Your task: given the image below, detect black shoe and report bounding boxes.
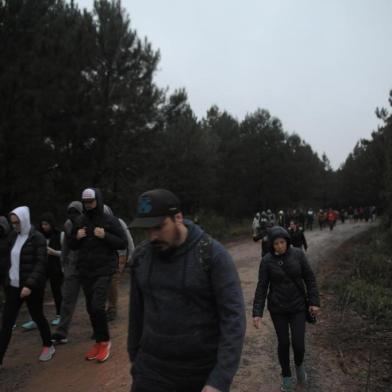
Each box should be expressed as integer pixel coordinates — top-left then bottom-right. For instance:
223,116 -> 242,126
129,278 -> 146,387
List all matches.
51,332 -> 68,344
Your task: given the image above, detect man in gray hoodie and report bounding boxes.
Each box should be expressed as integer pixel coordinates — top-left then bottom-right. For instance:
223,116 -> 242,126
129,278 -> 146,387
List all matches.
128,189 -> 246,392
51,201 -> 83,344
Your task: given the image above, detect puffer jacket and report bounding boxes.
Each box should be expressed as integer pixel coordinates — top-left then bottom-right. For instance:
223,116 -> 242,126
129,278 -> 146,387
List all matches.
6,207 -> 47,290
253,226 -> 319,317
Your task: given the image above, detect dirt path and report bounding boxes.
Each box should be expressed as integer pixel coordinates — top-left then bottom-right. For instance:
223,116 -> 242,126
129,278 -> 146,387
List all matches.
0,221 -> 375,392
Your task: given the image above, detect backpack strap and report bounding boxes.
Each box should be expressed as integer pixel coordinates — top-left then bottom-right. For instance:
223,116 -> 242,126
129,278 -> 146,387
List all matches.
197,233 -> 214,273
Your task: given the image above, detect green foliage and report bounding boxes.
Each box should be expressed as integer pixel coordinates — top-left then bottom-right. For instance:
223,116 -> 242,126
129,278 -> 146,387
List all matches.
334,228 -> 392,325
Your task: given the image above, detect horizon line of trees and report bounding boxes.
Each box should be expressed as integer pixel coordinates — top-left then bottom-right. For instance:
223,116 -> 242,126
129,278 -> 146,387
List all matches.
0,0 -> 388,225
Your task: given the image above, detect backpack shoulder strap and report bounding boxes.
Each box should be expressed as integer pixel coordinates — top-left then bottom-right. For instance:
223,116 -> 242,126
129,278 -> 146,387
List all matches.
197,233 -> 214,273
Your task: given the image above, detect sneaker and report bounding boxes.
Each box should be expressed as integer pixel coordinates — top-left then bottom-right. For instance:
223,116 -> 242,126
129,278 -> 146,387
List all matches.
96,341 -> 111,363
281,377 -> 293,392
51,315 -> 61,326
51,332 -> 68,345
296,365 -> 308,384
39,345 -> 55,362
85,343 -> 101,361
22,320 -> 37,330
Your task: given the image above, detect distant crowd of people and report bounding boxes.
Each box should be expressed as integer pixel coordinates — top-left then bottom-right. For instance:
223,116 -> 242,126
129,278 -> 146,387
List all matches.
252,206 -> 377,256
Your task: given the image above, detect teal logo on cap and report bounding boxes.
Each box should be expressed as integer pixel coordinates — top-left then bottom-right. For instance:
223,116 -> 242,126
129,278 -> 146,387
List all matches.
138,196 -> 152,214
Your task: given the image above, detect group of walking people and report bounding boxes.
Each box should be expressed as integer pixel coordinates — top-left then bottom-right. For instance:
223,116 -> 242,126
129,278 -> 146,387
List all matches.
0,188 -> 134,367
0,188 -> 321,392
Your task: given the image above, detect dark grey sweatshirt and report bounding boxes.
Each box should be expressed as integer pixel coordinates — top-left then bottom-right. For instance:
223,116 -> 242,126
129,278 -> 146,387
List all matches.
128,220 -> 246,392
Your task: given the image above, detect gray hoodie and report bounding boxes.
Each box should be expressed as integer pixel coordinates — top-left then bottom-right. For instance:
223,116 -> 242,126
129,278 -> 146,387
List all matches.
62,201 -> 83,274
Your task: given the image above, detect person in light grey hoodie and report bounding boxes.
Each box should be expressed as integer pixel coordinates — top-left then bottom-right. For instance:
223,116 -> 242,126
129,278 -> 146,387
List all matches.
51,201 -> 83,344
0,207 -> 55,367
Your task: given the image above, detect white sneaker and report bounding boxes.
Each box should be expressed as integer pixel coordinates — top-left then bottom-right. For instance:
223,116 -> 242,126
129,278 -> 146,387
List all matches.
39,345 -> 56,362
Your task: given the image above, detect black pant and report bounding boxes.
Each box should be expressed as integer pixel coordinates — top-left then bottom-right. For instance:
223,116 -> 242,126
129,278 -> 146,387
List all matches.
81,275 -> 112,342
270,312 -> 306,377
0,285 -> 52,364
49,273 -> 63,315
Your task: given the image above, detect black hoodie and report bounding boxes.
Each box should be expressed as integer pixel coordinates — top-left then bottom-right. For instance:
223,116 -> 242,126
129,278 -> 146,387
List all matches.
39,212 -> 62,277
253,226 -> 320,317
128,220 -> 246,392
69,189 -> 127,278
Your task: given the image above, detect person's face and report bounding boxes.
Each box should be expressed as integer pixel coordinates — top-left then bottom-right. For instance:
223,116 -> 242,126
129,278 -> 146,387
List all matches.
41,221 -> 51,233
290,222 -> 296,230
273,238 -> 287,255
68,208 -> 81,222
83,199 -> 97,211
10,214 -> 21,234
146,214 -> 183,253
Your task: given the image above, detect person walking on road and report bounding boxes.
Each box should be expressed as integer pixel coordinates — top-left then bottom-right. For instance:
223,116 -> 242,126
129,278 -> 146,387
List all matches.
51,201 -> 83,344
128,189 -> 246,392
253,226 -> 320,392
69,189 -> 127,363
327,208 -> 338,231
103,205 -> 135,322
0,207 -> 55,368
253,211 -> 272,257
288,221 -> 308,251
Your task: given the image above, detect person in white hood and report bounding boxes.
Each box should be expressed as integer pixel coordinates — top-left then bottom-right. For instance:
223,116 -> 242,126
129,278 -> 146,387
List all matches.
0,207 -> 55,367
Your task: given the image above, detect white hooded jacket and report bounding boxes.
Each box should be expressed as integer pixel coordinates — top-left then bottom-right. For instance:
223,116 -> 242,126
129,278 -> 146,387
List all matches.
9,206 -> 31,288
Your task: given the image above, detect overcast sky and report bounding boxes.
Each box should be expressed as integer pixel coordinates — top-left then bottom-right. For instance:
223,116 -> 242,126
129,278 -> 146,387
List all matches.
78,0 -> 392,168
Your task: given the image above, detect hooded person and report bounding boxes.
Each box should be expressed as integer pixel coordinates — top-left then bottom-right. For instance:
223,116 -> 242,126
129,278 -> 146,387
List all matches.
22,212 -> 63,330
40,212 -> 63,325
252,226 -> 320,392
103,205 -> 134,322
0,207 -> 55,367
254,211 -> 272,257
69,189 -> 127,362
128,189 -> 246,392
51,201 -> 83,344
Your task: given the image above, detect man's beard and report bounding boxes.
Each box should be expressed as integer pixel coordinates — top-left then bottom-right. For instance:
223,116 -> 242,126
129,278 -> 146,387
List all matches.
150,226 -> 182,255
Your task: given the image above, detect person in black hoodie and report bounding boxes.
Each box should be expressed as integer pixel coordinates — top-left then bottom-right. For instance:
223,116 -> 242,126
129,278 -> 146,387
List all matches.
69,188 -> 126,363
288,221 -> 308,251
40,212 -> 63,325
253,226 -> 320,392
128,189 -> 246,392
0,206 -> 55,367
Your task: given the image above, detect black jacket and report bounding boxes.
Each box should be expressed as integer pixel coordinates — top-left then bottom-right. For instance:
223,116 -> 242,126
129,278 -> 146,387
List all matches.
289,227 -> 308,250
128,221 -> 246,392
69,189 -> 127,278
39,212 -> 63,277
5,228 -> 48,290
253,226 -> 319,317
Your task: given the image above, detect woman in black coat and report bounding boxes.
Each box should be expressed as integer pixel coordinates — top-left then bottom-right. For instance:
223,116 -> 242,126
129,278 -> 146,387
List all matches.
0,206 -> 55,368
252,226 -> 320,392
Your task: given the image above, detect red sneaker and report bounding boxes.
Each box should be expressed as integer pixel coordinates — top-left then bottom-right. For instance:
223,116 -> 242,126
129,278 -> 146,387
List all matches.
85,343 -> 100,361
96,341 -> 111,363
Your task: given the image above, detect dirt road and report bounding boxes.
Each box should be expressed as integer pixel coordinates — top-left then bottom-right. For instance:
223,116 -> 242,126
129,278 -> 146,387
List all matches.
0,221 -> 374,392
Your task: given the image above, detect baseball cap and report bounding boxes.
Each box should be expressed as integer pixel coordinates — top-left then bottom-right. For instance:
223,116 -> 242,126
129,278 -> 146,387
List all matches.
82,188 -> 96,200
130,189 -> 181,228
